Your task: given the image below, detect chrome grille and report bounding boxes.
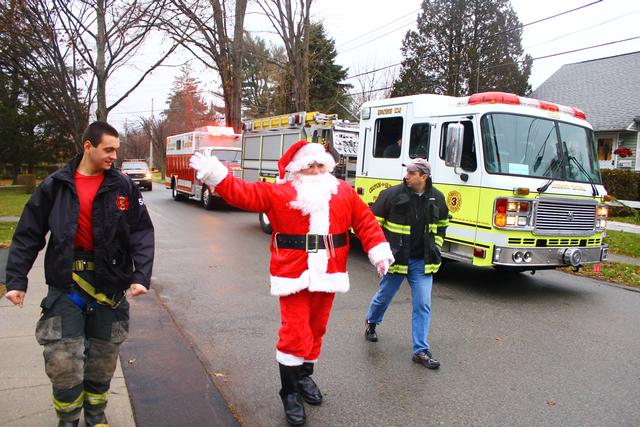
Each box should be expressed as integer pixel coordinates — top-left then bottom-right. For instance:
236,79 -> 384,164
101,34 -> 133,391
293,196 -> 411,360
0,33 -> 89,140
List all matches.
127,173 -> 146,179
534,198 -> 596,236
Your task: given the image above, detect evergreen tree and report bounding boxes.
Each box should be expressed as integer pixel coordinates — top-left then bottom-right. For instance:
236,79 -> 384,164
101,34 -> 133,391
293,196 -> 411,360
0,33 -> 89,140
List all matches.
241,34 -> 279,117
308,23 -> 353,118
163,65 -> 214,134
393,0 -> 531,97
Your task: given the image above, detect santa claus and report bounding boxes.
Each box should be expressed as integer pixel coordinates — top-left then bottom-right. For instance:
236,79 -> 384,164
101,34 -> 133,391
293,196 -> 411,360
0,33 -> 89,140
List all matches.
190,141 -> 393,426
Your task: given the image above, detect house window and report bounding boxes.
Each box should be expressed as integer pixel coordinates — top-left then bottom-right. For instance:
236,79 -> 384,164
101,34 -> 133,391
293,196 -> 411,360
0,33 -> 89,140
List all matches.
597,137 -> 613,160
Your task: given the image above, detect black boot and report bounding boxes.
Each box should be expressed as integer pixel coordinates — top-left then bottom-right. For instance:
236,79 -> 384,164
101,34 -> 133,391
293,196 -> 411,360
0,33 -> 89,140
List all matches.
57,420 -> 79,427
298,362 -> 323,405
85,412 -> 109,426
279,363 -> 306,426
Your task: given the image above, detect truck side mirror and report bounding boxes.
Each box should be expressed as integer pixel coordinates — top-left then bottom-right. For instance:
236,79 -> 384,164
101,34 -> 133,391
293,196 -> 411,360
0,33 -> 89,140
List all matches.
444,123 -> 464,168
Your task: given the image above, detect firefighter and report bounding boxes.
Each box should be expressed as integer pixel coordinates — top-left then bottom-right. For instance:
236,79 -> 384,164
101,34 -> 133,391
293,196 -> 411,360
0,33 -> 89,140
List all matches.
364,158 -> 449,369
4,121 -> 155,427
190,141 -> 393,426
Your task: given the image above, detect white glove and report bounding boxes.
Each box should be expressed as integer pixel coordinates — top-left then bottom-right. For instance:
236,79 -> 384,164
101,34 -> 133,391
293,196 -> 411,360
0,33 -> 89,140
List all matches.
189,152 -> 213,180
376,259 -> 390,277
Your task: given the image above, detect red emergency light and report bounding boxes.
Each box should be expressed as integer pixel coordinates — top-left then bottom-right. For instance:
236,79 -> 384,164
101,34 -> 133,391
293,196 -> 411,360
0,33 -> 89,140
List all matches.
468,92 -> 520,105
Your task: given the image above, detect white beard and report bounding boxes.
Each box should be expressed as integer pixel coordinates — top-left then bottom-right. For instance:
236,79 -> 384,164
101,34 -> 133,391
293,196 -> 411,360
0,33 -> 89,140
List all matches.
290,173 -> 338,235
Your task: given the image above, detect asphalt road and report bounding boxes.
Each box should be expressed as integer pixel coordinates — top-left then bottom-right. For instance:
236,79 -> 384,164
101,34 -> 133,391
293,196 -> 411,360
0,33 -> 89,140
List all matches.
142,183 -> 640,427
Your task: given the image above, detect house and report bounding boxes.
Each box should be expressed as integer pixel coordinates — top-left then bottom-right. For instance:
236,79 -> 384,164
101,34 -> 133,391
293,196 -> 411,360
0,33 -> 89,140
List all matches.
531,51 -> 640,171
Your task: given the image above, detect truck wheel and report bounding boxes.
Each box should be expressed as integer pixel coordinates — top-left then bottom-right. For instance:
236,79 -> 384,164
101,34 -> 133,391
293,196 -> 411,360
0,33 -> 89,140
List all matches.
259,212 -> 272,234
202,186 -> 215,210
171,182 -> 182,201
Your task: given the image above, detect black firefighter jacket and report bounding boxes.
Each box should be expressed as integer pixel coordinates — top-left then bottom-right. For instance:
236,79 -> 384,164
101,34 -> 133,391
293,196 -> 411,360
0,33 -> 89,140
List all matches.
6,155 -> 154,295
371,180 -> 449,275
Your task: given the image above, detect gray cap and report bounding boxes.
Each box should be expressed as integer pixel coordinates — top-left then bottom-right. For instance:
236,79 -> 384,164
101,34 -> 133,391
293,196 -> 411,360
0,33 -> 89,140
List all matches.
403,158 -> 431,176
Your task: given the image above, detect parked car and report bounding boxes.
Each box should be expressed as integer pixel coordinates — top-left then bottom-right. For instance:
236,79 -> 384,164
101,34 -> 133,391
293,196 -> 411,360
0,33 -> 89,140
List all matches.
121,159 -> 152,191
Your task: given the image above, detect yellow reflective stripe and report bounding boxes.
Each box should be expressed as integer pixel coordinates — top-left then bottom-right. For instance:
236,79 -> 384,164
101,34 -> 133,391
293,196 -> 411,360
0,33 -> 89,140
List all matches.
436,219 -> 449,226
428,224 -> 438,233
375,216 -> 385,225
382,220 -> 411,235
388,264 -> 408,274
424,263 -> 441,274
53,392 -> 84,413
72,273 -> 116,307
434,236 -> 444,247
84,391 -> 108,406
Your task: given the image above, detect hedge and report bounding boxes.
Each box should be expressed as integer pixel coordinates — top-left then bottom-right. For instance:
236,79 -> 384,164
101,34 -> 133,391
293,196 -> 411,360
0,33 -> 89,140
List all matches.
601,169 -> 640,201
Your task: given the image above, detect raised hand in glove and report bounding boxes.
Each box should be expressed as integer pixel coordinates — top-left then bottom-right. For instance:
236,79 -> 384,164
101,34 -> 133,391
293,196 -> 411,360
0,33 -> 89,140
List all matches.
189,152 -> 226,185
376,259 -> 390,277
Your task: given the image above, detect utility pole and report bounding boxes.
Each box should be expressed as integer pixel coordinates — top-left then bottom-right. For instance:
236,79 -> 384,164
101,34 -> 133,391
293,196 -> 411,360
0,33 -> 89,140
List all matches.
149,98 -> 154,169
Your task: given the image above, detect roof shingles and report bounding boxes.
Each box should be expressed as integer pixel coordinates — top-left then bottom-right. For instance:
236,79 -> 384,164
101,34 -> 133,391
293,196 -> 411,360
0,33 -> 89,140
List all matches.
531,51 -> 640,131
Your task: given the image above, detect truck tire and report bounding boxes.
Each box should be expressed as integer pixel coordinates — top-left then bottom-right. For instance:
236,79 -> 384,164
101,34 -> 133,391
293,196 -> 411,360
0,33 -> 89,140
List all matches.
171,181 -> 183,201
259,212 -> 272,234
202,186 -> 215,210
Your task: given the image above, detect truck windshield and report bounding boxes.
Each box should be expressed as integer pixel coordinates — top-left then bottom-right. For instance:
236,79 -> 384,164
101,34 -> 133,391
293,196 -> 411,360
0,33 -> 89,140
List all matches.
481,113 -> 601,184
211,150 -> 241,162
122,162 -> 148,170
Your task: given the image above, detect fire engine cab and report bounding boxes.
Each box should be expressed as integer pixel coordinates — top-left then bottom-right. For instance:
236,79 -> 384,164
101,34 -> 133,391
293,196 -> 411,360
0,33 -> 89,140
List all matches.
357,91 -> 609,272
165,125 -> 241,209
241,111 -> 359,232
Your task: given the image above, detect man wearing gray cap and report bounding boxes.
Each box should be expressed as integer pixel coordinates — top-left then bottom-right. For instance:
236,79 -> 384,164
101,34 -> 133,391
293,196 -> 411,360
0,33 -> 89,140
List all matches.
364,158 -> 449,368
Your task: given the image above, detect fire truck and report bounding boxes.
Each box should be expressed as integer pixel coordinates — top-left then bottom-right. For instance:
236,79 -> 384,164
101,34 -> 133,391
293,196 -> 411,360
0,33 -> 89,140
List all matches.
165,125 -> 242,209
242,111 -> 359,232
357,91 -> 609,272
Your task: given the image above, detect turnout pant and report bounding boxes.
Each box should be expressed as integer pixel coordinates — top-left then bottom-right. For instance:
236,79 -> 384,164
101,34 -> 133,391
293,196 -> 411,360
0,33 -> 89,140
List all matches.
35,282 -> 129,422
276,289 -> 335,366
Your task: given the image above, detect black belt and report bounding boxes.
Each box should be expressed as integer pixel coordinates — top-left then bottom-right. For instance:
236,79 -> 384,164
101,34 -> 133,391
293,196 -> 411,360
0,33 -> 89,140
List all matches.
274,232 -> 348,253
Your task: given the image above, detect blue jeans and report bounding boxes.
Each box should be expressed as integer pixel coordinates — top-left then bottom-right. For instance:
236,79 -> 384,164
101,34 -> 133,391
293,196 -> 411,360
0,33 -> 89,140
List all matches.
366,258 -> 433,354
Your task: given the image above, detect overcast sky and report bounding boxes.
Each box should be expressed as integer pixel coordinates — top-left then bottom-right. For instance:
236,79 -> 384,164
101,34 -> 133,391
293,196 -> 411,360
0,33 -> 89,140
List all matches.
107,0 -> 640,129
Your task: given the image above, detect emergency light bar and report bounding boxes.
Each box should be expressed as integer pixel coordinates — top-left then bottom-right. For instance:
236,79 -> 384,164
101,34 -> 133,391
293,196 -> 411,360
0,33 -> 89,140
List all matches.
463,91 -> 587,120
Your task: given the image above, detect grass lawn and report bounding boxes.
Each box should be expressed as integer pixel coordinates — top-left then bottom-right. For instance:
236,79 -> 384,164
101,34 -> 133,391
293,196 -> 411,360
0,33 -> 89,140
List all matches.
0,222 -> 18,248
0,187 -> 31,216
562,262 -> 640,289
610,215 -> 640,226
604,230 -> 640,258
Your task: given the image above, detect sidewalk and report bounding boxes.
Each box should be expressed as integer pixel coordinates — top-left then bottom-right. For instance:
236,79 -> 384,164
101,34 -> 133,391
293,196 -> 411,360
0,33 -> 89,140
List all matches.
0,248 -> 135,427
607,220 -> 640,234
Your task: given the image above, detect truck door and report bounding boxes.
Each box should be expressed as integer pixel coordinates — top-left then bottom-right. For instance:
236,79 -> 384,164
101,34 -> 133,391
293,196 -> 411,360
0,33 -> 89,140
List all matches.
434,117 -> 485,263
360,103 -> 409,182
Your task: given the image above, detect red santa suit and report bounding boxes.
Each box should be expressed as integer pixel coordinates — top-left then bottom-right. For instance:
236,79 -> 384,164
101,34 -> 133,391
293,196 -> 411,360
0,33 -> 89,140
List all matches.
194,141 -> 393,366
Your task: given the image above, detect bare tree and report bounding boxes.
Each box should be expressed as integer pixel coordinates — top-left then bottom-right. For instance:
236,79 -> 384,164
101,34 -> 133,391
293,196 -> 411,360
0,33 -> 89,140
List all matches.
350,62 -> 397,113
258,0 -> 313,111
0,0 -> 92,147
161,0 -> 248,131
140,115 -> 169,175
53,0 -> 179,121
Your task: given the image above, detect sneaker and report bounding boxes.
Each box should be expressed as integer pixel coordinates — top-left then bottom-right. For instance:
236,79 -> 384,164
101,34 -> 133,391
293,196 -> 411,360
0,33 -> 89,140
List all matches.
412,350 -> 440,369
365,322 -> 378,342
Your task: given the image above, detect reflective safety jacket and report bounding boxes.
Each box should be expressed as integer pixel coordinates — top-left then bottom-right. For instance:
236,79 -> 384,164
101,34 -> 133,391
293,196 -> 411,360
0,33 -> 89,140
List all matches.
371,181 -> 449,275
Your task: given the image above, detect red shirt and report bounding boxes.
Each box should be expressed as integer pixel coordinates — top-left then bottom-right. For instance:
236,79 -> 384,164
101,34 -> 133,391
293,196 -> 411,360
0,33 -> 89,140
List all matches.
74,171 -> 105,251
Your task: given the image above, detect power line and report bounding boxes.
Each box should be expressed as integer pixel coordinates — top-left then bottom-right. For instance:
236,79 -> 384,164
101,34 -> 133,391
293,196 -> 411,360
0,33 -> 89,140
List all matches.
342,0 -> 604,81
336,9 -> 420,49
345,34 -> 640,97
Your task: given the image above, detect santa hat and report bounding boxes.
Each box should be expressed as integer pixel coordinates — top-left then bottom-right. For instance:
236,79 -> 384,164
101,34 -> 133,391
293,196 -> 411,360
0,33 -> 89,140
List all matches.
276,141 -> 336,184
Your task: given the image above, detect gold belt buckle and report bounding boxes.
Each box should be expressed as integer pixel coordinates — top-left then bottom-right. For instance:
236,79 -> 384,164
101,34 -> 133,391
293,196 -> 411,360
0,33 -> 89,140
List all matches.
305,233 -> 319,253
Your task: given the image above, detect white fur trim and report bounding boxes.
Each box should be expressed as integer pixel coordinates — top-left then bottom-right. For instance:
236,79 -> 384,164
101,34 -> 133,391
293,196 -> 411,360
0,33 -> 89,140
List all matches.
271,270 -> 349,297
308,272 -> 349,293
287,144 -> 335,173
367,242 -> 394,266
270,271 -> 310,296
201,156 -> 229,187
275,177 -> 287,184
270,271 -> 350,295
276,350 -> 304,366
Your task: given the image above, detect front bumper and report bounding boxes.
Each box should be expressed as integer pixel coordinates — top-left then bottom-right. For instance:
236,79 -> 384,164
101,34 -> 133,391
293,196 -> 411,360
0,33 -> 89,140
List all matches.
131,178 -> 152,187
493,245 -> 608,268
